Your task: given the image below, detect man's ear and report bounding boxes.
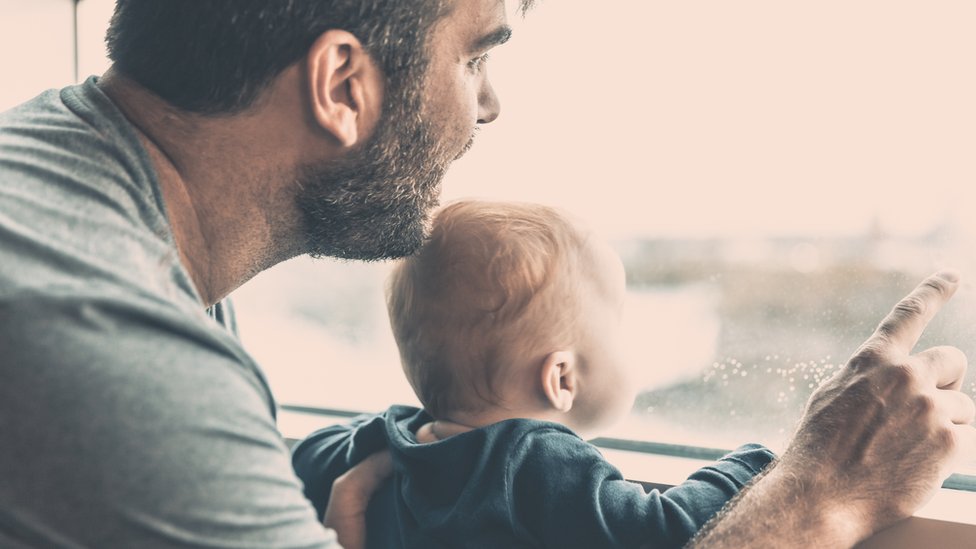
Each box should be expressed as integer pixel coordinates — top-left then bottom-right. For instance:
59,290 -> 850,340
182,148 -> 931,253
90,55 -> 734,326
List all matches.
541,351 -> 577,413
306,30 -> 383,148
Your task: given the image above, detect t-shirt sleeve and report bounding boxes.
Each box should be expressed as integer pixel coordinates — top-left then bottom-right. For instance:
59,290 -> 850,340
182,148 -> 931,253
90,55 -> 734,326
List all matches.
509,430 -> 774,549
291,413 -> 391,520
0,81 -> 338,548
0,293 -> 339,549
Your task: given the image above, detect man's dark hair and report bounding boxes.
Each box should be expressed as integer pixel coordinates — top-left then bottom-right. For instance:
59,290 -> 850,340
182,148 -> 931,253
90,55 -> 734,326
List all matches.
105,0 -> 534,115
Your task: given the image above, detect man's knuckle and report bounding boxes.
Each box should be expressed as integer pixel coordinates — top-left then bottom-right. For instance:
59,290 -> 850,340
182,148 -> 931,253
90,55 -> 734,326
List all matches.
913,394 -> 936,416
852,343 -> 886,366
963,396 -> 976,420
922,278 -> 951,299
920,347 -> 948,368
935,425 -> 957,451
874,320 -> 898,341
949,346 -> 969,367
847,376 -> 880,401
894,295 -> 927,319
888,363 -> 917,388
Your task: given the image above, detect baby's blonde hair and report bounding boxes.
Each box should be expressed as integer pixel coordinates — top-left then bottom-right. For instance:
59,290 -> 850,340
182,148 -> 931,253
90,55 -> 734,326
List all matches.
387,200 -> 590,419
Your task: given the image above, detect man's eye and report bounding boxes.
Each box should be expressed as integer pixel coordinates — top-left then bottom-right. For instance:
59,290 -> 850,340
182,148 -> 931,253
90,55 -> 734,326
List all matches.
468,53 -> 490,71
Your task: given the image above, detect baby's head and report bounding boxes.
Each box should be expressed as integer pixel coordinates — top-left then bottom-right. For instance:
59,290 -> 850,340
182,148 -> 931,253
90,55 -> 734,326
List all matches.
387,200 -> 634,436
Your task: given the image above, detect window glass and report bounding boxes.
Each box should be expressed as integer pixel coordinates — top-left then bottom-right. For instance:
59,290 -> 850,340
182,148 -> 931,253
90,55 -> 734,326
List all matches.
0,0 -> 113,110
0,0 -> 74,110
234,2 -> 976,475
77,0 -> 114,78
3,1 -> 973,477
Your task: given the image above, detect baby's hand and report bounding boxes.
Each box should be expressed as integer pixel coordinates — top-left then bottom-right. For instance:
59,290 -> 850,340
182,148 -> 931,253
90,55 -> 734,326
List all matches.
323,450 -> 393,549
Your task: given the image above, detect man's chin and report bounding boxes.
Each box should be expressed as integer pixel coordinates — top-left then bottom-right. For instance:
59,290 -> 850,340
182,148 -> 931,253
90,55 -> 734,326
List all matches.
307,218 -> 428,261
453,135 -> 478,161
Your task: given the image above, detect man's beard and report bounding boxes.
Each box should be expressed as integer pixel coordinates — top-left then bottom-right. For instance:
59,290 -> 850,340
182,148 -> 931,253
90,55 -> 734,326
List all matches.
295,80 -> 452,261
455,126 -> 479,161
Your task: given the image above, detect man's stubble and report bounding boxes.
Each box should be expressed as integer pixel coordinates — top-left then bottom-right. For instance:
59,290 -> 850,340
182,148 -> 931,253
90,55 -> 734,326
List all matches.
295,67 -> 457,262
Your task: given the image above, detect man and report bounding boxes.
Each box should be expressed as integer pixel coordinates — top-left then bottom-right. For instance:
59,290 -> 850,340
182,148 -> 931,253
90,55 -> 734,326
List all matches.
0,0 -> 971,547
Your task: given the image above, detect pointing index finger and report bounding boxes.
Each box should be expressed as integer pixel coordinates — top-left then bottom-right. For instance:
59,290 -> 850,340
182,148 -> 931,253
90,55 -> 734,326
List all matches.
870,270 -> 960,356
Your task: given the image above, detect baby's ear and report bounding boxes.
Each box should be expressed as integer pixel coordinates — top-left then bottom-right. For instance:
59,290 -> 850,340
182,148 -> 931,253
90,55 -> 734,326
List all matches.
541,351 -> 577,413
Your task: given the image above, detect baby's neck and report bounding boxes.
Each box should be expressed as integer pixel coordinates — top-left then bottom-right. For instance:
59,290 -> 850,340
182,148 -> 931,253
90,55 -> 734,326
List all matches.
415,419 -> 475,443
416,407 -> 579,443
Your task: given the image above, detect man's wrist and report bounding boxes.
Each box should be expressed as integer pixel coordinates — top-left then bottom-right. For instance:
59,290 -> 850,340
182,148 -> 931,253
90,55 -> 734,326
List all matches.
690,458 -> 869,548
762,458 -> 869,547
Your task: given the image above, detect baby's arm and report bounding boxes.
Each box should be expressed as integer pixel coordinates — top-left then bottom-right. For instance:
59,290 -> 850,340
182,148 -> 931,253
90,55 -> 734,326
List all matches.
291,412 -> 390,520
656,444 -> 776,538
511,430 -> 774,548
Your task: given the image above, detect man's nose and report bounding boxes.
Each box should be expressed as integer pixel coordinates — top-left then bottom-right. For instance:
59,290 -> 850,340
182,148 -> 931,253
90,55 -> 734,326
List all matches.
477,78 -> 501,124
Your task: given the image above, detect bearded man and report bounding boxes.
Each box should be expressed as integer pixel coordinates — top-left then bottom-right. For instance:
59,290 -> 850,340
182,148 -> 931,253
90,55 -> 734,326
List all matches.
0,1 -> 972,548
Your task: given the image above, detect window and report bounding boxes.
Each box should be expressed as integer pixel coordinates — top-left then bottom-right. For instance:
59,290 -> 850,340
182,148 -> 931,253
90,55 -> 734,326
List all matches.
2,1 -> 973,542
233,1 -> 976,480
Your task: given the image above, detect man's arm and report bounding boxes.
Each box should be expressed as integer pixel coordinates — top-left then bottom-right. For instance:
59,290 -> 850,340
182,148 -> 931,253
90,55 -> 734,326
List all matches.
689,271 -> 976,547
0,293 -> 337,548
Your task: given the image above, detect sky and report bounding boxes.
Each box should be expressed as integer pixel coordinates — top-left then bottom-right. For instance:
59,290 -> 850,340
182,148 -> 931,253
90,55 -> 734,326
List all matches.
449,1 -> 976,239
3,0 -> 975,239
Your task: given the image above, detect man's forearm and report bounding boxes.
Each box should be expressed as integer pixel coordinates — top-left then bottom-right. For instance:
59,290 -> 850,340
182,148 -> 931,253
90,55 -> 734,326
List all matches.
688,460 -> 864,549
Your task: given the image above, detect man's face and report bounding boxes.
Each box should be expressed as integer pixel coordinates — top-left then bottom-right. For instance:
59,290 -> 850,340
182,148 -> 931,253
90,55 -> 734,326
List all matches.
296,0 -> 510,261
424,0 -> 508,161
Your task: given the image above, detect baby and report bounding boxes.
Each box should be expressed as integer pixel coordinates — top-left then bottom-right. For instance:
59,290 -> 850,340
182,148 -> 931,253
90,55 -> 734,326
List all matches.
293,200 -> 774,549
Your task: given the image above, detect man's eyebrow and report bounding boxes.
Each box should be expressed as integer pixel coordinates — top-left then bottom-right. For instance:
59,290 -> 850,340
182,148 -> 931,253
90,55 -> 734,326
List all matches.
472,25 -> 513,52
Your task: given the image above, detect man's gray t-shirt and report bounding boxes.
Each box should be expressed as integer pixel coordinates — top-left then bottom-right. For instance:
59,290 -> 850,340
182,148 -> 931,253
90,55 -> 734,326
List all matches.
0,78 -> 337,548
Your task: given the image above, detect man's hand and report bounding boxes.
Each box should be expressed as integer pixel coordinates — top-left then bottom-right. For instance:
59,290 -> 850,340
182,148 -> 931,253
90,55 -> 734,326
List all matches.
691,271 -> 976,547
786,271 -> 976,536
322,450 -> 393,549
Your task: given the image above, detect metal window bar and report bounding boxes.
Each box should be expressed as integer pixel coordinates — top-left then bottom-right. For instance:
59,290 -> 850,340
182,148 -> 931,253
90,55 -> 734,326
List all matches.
72,0 -> 81,82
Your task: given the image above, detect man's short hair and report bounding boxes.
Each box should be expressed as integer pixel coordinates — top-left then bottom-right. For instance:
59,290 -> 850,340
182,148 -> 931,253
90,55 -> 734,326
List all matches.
387,200 -> 589,419
105,0 -> 535,115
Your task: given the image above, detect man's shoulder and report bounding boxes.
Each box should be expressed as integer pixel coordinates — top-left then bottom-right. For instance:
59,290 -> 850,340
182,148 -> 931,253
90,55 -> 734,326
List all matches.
0,77 -> 160,211
0,79 -> 144,180
0,88 -> 67,127
0,79 -> 194,303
